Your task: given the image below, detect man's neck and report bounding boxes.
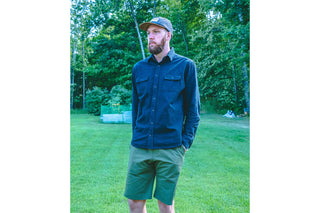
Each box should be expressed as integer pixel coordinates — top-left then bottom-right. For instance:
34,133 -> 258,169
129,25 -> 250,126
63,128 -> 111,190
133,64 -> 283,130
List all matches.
154,46 -> 170,63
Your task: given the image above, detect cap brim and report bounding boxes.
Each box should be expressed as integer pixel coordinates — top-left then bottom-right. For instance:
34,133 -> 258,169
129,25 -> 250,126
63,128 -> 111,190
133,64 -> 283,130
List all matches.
139,22 -> 167,31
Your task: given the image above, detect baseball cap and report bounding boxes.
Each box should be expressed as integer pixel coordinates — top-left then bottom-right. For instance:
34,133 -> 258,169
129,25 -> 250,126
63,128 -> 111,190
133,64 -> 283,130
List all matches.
139,17 -> 173,34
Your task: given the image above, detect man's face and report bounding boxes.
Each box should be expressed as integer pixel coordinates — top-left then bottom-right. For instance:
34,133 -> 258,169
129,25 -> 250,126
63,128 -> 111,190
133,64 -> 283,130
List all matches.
147,25 -> 168,55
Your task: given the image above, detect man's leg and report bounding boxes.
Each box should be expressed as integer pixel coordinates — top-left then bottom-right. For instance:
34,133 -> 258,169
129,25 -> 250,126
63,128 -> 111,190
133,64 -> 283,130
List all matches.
158,200 -> 175,213
128,199 -> 147,213
125,146 -> 154,212
154,147 -> 185,209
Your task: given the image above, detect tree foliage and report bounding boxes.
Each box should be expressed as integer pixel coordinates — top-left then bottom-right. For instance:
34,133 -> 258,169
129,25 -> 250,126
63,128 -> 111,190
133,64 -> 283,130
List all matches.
86,86 -> 109,115
70,0 -> 250,114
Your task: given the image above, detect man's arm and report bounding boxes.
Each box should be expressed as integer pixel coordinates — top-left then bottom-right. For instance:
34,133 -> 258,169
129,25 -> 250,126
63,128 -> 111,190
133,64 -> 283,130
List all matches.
182,60 -> 201,149
131,69 -> 138,132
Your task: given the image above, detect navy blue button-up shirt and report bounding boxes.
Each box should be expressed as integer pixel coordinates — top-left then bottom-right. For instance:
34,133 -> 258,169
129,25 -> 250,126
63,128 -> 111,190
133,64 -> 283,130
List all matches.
131,48 -> 200,149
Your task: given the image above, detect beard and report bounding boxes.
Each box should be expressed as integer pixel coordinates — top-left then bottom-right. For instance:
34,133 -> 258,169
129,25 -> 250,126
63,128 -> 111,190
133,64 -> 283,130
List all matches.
148,35 -> 166,55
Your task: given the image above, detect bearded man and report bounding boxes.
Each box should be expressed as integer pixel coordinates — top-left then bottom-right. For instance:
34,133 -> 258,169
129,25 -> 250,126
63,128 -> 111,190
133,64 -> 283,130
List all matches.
124,17 -> 200,213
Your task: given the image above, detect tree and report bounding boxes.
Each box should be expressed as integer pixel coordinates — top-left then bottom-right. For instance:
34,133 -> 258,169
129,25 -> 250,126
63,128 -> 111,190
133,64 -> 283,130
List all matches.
127,0 -> 145,59
188,0 -> 249,113
70,0 -> 250,114
71,0 -> 99,109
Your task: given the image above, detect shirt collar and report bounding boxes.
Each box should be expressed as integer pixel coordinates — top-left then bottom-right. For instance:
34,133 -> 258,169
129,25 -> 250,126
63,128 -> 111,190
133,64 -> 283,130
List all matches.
148,47 -> 175,63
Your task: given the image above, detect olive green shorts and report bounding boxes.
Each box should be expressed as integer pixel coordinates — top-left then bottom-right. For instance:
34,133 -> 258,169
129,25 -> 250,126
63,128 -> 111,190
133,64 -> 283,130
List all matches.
124,145 -> 185,205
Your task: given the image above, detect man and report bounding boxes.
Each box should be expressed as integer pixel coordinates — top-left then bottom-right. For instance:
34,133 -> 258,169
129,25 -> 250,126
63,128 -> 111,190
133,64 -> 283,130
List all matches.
124,17 -> 200,213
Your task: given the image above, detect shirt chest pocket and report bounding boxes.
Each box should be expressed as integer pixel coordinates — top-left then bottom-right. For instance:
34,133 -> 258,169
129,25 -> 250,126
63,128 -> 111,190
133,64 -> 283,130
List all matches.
136,76 -> 149,96
163,75 -> 183,91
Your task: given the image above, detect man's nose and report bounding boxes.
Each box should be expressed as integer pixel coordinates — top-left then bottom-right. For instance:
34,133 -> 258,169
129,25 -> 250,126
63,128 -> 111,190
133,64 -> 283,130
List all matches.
148,33 -> 154,40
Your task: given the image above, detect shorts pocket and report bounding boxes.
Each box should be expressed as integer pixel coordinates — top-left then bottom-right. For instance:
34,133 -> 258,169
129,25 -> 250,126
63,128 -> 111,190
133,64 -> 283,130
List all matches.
175,145 -> 186,157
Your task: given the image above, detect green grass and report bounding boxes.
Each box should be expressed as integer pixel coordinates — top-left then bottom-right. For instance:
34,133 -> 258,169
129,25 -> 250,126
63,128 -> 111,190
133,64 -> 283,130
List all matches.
71,113 -> 249,213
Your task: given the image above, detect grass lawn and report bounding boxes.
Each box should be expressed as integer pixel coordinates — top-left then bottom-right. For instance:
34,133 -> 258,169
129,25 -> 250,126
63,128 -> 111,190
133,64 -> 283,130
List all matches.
71,113 -> 250,213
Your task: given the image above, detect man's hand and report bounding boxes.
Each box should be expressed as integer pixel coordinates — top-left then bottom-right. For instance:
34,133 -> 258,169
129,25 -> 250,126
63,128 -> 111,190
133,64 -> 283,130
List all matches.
182,145 -> 188,153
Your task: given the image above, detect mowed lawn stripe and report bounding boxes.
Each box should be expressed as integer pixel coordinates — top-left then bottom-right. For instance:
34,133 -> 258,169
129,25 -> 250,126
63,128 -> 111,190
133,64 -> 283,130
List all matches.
71,113 -> 249,212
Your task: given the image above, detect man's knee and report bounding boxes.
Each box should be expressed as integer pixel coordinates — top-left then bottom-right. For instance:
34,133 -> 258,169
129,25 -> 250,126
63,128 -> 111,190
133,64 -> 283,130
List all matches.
128,199 -> 146,213
158,200 -> 175,213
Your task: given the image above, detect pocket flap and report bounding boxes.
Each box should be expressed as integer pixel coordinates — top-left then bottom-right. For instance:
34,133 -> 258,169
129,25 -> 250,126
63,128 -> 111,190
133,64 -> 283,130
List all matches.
136,76 -> 149,83
164,75 -> 181,81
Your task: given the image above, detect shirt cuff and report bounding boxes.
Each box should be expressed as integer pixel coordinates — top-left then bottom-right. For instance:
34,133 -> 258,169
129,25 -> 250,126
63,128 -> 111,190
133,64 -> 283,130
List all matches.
182,144 -> 188,152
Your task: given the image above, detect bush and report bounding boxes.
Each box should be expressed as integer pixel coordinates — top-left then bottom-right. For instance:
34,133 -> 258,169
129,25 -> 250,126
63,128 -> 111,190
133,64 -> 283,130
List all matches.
201,97 -> 229,114
85,85 -> 132,116
201,97 -> 249,115
108,85 -> 131,106
86,87 -> 109,115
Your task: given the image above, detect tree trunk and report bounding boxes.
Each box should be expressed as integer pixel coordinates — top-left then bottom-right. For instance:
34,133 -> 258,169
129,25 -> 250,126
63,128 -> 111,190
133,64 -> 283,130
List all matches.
128,0 -> 145,59
238,0 -> 250,113
153,0 -> 156,18
177,11 -> 188,56
227,39 -> 238,109
181,27 -> 189,56
71,38 -> 76,110
232,64 -> 238,106
242,61 -> 250,113
82,71 -> 86,109
82,41 -> 86,110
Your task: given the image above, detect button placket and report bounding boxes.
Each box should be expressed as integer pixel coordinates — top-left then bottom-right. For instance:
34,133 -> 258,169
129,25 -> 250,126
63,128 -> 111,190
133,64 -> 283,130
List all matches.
148,64 -> 160,148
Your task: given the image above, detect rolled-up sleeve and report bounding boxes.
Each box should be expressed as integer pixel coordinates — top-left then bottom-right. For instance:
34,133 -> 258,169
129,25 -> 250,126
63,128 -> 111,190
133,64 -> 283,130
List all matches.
182,60 -> 200,149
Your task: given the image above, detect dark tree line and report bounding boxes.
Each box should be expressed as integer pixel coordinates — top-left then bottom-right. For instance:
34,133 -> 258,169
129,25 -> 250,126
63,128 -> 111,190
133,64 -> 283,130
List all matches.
70,0 -> 249,114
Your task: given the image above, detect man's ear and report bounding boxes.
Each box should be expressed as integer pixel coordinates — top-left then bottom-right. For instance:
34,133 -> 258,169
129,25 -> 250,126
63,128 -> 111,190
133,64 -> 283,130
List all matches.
167,32 -> 172,40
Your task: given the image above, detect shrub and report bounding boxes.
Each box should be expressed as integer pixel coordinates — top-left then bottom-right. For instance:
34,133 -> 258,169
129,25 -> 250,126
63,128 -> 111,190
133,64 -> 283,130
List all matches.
108,85 -> 131,106
86,87 -> 109,115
